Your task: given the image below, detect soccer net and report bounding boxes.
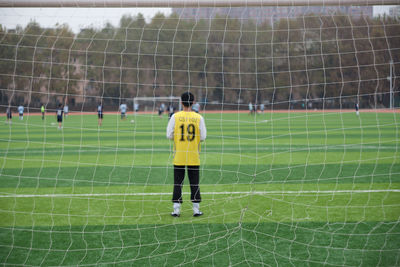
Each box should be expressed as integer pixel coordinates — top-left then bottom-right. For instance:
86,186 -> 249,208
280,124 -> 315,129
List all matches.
0,0 -> 399,265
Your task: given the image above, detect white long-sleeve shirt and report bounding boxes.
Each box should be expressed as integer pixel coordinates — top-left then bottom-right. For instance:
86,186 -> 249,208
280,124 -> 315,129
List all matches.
166,113 -> 207,141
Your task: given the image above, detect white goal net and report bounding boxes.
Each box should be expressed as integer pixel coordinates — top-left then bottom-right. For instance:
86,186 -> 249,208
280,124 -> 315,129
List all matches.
0,1 -> 399,266
133,96 -> 181,113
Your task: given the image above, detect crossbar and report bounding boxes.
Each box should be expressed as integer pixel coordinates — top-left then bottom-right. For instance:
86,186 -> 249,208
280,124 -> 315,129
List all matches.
0,0 -> 398,8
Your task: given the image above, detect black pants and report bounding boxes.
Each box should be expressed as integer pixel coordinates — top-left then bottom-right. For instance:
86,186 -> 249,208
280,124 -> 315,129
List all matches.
172,165 -> 201,203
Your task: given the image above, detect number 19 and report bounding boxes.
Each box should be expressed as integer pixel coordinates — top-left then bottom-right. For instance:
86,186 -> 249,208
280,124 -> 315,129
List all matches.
179,123 -> 196,141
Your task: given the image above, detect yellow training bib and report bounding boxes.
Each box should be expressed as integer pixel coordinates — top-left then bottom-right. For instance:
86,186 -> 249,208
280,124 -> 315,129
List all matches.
173,111 -> 202,166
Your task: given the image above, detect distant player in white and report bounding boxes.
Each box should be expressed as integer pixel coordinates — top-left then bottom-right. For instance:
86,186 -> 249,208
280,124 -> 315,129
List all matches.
63,104 -> 69,118
355,103 -> 359,116
191,102 -> 200,113
260,103 -> 265,113
249,102 -> 253,114
18,105 -> 24,120
119,103 -> 127,120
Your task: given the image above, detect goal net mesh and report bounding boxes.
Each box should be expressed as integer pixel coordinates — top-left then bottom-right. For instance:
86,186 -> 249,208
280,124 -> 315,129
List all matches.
0,3 -> 399,266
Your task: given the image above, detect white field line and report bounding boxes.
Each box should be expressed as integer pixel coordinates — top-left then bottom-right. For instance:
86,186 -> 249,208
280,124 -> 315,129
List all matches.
0,189 -> 399,198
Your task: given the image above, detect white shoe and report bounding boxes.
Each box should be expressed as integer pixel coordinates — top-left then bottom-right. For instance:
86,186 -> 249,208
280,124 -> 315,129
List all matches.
193,203 -> 203,217
171,203 -> 181,217
171,210 -> 180,217
193,211 -> 203,217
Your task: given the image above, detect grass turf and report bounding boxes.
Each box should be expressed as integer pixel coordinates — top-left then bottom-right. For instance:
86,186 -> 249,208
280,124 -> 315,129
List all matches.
0,111 -> 399,266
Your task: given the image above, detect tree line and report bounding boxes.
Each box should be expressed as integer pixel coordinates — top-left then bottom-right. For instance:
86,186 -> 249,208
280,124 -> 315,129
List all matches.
0,11 -> 398,111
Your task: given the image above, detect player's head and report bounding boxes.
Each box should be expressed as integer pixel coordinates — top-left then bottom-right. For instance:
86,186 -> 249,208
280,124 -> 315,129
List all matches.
181,92 -> 194,107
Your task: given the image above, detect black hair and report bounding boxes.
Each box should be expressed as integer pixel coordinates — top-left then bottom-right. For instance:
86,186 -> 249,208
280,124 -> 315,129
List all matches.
181,92 -> 194,107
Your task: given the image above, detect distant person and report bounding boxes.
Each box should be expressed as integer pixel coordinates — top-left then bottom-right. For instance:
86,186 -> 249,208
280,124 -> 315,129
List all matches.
41,104 -> 45,120
168,104 -> 175,119
56,104 -> 63,129
158,104 -> 164,117
260,103 -> 265,113
166,92 -> 207,217
18,105 -> 24,120
6,106 -> 12,124
97,103 -> 103,126
63,104 -> 69,118
119,103 -> 127,120
192,102 -> 200,113
134,103 -> 139,113
355,103 -> 359,116
248,102 -> 253,114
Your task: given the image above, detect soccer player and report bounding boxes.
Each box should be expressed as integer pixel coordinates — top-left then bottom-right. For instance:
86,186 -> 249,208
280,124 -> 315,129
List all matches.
168,104 -> 175,119
166,92 -> 207,217
355,102 -> 359,116
119,102 -> 127,120
6,106 -> 12,124
63,104 -> 69,118
158,104 -> 164,117
192,102 -> 200,113
97,102 -> 103,126
56,104 -> 63,129
260,103 -> 265,113
41,104 -> 45,120
248,102 -> 253,114
18,105 -> 24,120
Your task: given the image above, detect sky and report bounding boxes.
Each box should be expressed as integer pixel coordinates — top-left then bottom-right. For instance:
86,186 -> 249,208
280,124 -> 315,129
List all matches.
0,8 -> 172,32
0,6 -> 395,33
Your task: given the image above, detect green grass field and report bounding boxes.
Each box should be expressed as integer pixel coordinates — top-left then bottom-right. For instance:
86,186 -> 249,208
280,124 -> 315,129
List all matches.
1,111 -> 399,266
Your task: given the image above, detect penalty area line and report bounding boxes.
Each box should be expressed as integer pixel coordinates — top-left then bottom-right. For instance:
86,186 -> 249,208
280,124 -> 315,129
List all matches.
0,189 -> 399,198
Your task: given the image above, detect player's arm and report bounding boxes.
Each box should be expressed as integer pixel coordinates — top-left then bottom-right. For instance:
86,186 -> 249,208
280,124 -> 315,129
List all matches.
199,117 -> 206,141
166,114 -> 176,140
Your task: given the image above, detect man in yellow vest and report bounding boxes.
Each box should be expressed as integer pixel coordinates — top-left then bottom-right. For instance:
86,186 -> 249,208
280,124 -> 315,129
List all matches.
166,92 -> 207,217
